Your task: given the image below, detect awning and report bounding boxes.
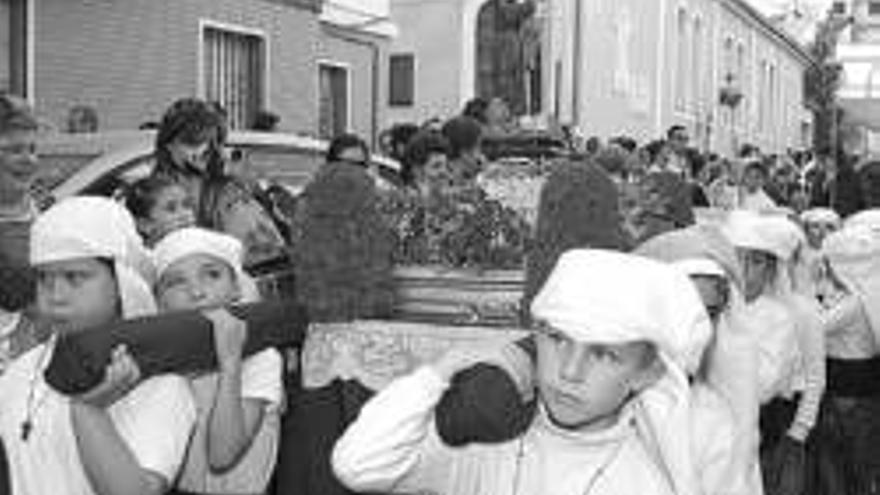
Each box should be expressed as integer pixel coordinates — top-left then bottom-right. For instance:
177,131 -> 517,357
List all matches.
839,96 -> 880,130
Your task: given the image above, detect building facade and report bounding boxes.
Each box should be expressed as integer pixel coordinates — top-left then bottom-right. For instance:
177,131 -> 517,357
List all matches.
831,0 -> 880,153
2,0 -> 393,144
385,0 -> 813,156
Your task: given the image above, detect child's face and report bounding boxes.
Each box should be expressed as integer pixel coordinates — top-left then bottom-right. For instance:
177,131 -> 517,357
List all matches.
156,253 -> 240,311
534,326 -> 660,431
416,152 -> 452,192
737,248 -> 776,302
36,257 -> 120,333
143,185 -> 195,242
742,167 -> 765,192
805,223 -> 834,250
0,128 -> 38,193
690,275 -> 730,322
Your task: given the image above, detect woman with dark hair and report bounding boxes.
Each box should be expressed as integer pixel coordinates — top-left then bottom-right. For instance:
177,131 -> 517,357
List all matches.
326,133 -> 369,167
150,98 -> 286,270
400,130 -> 451,190
461,97 -> 489,125
441,116 -> 484,185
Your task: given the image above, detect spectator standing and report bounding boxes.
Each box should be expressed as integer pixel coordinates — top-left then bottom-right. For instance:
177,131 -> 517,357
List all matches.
152,98 -> 286,269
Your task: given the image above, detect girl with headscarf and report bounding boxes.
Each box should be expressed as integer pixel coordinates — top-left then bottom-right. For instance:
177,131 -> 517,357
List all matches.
0,196 -> 196,495
721,211 -> 826,495
332,250 -> 710,495
799,208 -> 841,302
812,221 -> 880,494
152,227 -> 282,495
152,98 -> 286,270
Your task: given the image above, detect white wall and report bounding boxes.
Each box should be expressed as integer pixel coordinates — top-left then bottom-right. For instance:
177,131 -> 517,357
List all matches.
385,0 -> 464,127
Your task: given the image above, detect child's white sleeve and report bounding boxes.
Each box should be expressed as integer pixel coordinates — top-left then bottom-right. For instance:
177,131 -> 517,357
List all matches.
332,366 -> 460,494
241,348 -> 284,409
693,386 -> 749,495
789,297 -> 825,442
109,374 -> 197,482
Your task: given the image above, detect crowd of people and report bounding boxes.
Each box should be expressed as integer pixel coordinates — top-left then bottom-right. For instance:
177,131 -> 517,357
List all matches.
1,87 -> 880,495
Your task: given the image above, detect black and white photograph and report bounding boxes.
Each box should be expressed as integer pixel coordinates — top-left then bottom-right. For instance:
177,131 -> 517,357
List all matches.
2,0 -> 880,494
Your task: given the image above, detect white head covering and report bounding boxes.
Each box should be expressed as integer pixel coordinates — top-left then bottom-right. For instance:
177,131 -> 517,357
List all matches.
721,210 -> 802,261
152,227 -> 260,303
636,227 -> 764,495
824,223 -> 880,346
800,208 -> 841,228
531,249 -> 710,495
30,196 -> 157,319
672,258 -> 727,279
844,208 -> 880,231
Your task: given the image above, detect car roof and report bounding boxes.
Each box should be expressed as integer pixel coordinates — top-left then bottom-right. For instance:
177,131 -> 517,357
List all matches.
41,130 -> 401,198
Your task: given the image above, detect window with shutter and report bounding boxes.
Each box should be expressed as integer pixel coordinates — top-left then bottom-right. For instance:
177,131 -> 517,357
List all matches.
318,63 -> 349,139
388,54 -> 414,107
0,0 -> 27,97
202,25 -> 266,130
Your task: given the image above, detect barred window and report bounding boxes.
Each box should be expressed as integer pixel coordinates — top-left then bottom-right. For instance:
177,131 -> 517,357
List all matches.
202,25 -> 266,130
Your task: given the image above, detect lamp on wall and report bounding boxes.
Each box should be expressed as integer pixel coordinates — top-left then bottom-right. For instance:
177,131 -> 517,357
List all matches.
719,72 -> 744,108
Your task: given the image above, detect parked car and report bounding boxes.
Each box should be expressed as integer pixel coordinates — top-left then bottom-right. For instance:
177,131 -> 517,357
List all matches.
35,130 -> 402,298
37,130 -> 402,200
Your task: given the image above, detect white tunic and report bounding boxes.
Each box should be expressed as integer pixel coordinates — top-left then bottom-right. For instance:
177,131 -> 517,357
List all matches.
740,295 -> 801,404
332,366 -> 675,495
0,342 -> 197,495
176,349 -> 284,494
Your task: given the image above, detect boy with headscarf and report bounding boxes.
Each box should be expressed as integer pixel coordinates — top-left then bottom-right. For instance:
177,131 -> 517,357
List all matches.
637,225 -> 764,495
0,196 -> 196,495
152,227 -> 282,495
332,250 -> 710,495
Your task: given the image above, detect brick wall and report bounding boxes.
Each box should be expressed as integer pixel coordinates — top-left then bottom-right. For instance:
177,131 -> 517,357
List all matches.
33,0 -> 331,135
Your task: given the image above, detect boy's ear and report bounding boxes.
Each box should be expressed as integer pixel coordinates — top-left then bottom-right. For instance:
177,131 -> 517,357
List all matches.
628,357 -> 666,395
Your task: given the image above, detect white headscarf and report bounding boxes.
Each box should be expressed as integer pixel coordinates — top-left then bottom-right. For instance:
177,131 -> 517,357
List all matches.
844,208 -> 880,231
721,210 -> 802,262
800,208 -> 840,228
824,222 -> 880,347
30,196 -> 157,319
531,249 -> 710,495
152,227 -> 260,304
636,227 -> 764,495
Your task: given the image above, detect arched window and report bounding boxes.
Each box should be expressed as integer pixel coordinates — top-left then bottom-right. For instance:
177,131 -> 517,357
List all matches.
675,8 -> 689,111
735,42 -> 745,125
475,0 -> 542,116
691,16 -> 703,111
